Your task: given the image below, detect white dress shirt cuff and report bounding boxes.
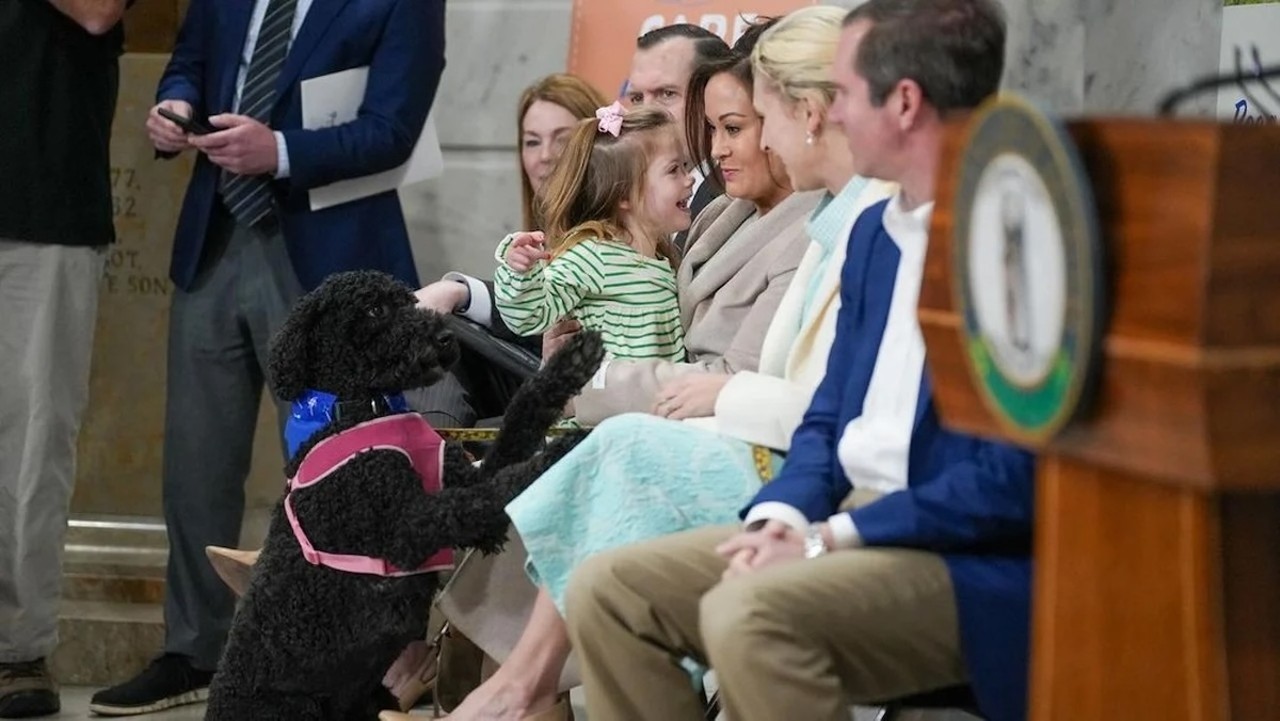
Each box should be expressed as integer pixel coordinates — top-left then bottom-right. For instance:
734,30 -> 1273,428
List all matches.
743,502 -> 810,533
273,131 -> 290,179
826,512 -> 863,549
442,272 -> 492,326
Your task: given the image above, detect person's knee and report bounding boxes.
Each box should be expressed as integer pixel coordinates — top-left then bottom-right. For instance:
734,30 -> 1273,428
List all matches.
564,548 -> 632,628
699,578 -> 783,665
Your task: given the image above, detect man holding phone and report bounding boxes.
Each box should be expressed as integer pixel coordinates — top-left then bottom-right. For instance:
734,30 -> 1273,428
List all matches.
89,0 -> 446,715
0,0 -> 128,717
156,107 -> 215,135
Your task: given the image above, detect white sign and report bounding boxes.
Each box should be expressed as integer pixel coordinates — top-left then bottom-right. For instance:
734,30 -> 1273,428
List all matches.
1217,1 -> 1280,124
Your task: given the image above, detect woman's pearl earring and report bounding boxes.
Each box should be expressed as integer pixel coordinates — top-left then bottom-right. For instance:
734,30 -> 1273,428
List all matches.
805,131 -> 816,146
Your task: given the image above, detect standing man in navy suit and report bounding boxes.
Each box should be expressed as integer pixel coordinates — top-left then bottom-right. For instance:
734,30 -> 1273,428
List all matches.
564,2 -> 1036,721
91,0 -> 445,714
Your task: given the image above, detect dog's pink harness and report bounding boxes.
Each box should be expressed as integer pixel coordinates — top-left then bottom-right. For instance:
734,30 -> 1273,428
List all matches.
284,413 -> 454,576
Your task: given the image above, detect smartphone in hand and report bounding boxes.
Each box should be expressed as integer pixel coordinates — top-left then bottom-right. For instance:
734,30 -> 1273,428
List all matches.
158,107 -> 215,135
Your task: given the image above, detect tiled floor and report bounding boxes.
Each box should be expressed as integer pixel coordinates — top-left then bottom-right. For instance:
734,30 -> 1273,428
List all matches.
52,687 -> 570,720
54,688 -> 450,719
54,687 -> 972,720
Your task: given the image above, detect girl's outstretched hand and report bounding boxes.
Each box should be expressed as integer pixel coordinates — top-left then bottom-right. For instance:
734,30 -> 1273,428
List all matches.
504,231 -> 549,272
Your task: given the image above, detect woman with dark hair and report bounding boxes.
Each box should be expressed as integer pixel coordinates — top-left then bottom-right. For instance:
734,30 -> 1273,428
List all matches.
568,20 -> 818,424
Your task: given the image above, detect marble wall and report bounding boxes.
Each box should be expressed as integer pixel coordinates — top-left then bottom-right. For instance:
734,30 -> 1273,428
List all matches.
403,0 -> 1224,282
1001,0 -> 1223,116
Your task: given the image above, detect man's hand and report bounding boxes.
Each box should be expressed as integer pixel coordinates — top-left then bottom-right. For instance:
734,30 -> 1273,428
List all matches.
189,114 -> 278,176
653,373 -> 731,419
716,520 -> 806,580
414,281 -> 469,314
542,318 -> 582,362
148,100 -> 194,154
504,232 -> 549,273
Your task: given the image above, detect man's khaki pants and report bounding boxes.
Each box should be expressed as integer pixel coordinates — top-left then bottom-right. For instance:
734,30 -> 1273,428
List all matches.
565,525 -> 968,721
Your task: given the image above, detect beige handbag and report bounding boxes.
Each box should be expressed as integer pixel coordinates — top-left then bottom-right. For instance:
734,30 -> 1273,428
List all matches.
433,528 -> 581,693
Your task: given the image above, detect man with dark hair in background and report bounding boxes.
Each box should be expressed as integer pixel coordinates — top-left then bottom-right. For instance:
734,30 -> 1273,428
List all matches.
564,3 -> 1036,721
627,23 -> 731,136
0,0 -> 129,716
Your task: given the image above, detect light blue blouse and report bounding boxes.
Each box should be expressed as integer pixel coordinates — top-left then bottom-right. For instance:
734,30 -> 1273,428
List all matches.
797,175 -> 871,330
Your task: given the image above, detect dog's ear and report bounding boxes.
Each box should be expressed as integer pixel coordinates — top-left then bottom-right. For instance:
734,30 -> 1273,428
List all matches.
267,293 -> 317,402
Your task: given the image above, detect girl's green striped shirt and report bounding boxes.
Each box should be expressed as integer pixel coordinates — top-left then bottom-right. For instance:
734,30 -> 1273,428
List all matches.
494,235 -> 686,362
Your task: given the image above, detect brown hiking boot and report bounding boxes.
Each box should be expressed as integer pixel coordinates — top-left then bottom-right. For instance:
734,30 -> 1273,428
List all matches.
0,659 -> 59,719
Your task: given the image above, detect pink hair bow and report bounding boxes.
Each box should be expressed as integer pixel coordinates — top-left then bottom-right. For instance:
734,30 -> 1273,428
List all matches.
595,101 -> 625,137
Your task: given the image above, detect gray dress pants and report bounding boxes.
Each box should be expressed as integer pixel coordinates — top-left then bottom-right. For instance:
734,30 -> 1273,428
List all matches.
159,209 -> 301,670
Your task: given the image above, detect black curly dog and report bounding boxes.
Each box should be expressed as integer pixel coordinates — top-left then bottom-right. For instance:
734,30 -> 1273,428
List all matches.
204,271 -> 602,720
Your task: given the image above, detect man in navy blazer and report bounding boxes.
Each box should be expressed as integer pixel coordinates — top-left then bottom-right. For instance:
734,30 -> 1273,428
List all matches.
564,2 -> 1035,721
90,0 -> 445,714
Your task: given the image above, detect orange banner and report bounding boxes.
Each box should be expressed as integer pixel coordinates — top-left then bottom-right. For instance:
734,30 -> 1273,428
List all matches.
568,0 -> 816,99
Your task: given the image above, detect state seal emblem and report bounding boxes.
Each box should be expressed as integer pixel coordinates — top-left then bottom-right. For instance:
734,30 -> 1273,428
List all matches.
951,94 -> 1105,443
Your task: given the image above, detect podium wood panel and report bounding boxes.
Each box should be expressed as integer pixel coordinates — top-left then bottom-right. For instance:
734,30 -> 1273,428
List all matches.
1031,457 -> 1280,721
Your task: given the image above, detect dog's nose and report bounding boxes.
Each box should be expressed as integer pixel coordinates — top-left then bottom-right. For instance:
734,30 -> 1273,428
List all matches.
436,330 -> 455,348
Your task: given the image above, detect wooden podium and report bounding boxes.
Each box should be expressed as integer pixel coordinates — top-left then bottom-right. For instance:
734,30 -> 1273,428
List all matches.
921,119 -> 1280,720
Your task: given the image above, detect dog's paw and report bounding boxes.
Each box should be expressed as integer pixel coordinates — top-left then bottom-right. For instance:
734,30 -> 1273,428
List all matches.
540,331 -> 605,388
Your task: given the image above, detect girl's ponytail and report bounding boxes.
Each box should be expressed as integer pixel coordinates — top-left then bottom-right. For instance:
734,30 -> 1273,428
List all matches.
537,118 -> 601,250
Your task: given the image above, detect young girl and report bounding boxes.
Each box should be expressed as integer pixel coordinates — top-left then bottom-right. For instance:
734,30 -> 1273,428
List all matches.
493,103 -> 694,362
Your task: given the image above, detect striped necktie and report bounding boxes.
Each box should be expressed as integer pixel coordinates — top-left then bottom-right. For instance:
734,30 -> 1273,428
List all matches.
222,0 -> 300,228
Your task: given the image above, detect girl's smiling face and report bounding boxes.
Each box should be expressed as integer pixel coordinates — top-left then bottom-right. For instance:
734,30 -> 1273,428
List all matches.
637,129 -> 695,236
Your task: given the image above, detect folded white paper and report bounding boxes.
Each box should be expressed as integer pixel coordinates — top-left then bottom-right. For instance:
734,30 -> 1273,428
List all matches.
301,66 -> 444,211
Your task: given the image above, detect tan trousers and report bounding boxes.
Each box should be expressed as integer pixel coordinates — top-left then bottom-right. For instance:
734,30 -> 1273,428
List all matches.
564,525 -> 967,721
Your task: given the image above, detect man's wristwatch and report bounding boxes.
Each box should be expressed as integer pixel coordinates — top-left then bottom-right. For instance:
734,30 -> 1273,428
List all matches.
803,525 -> 830,559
